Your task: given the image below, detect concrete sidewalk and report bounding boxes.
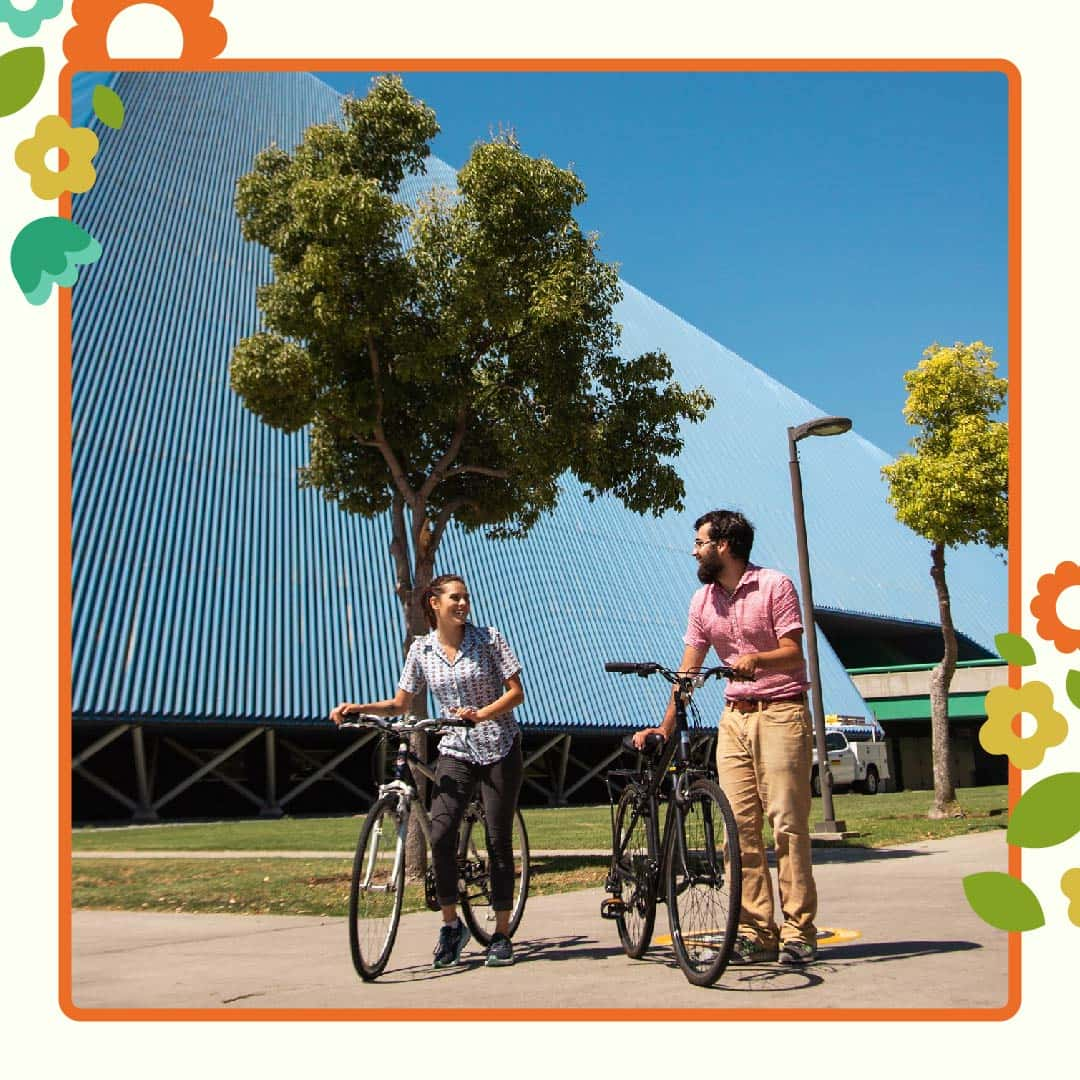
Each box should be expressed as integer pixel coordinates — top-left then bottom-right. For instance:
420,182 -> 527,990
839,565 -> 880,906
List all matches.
69,831 -> 1010,1013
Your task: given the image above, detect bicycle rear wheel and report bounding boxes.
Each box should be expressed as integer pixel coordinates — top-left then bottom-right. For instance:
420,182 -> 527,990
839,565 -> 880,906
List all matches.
458,807 -> 530,945
348,794 -> 406,981
612,784 -> 656,958
666,777 -> 741,986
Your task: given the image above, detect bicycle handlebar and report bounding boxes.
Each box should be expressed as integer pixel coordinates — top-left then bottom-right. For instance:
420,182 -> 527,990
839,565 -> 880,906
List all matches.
604,661 -> 753,683
337,713 -> 473,733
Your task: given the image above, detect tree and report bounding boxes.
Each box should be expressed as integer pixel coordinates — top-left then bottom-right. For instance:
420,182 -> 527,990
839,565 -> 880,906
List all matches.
229,75 -> 713,861
882,341 -> 1008,818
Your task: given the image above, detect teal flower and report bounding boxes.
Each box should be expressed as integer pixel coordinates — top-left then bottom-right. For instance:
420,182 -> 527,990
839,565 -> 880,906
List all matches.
10,217 -> 102,306
0,0 -> 64,39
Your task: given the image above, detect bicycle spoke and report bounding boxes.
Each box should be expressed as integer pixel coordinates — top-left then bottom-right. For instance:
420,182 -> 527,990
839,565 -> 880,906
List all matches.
349,796 -> 406,980
613,786 -> 655,957
459,807 -> 530,946
666,779 -> 741,986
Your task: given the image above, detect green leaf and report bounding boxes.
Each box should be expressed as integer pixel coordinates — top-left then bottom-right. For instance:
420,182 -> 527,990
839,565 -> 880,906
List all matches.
1067,670 -> 1080,710
962,872 -> 1045,931
994,632 -> 1036,666
1007,772 -> 1080,848
92,84 -> 125,130
0,47 -> 45,118
10,217 -> 103,306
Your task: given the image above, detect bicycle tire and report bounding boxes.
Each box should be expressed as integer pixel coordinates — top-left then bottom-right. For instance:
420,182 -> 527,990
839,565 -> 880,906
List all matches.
348,794 -> 406,981
665,777 -> 741,987
458,806 -> 530,945
612,784 -> 656,958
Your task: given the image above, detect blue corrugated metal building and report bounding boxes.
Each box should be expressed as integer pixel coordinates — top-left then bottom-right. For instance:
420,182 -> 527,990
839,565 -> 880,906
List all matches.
69,71 -> 1006,819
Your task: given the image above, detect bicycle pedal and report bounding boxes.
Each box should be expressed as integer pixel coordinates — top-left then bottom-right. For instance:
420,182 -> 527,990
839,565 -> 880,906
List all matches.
600,897 -> 625,920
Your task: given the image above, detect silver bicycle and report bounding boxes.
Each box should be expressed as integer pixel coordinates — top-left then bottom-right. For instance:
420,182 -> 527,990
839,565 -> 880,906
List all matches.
340,715 -> 530,981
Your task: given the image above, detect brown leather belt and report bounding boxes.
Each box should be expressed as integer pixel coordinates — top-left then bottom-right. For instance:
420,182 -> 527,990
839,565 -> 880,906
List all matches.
725,694 -> 807,714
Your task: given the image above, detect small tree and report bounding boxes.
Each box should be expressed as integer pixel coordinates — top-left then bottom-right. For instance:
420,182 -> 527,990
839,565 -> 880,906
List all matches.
882,341 -> 1008,818
230,76 -> 712,860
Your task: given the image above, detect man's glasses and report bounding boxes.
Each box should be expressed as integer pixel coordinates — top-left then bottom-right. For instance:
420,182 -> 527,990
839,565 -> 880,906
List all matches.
693,538 -> 718,550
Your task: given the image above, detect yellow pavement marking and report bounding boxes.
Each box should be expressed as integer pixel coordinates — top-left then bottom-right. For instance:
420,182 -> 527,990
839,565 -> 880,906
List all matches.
651,927 -> 861,947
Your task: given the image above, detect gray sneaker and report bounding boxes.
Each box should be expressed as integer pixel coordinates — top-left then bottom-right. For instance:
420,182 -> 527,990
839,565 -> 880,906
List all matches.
728,935 -> 779,965
778,939 -> 818,965
432,919 -> 471,968
485,933 -> 514,967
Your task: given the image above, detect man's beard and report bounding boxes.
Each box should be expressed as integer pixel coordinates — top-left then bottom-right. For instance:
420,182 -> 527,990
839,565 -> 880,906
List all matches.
696,548 -> 723,584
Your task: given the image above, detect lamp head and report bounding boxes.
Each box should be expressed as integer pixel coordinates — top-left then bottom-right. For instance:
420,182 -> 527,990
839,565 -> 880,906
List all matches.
790,416 -> 853,442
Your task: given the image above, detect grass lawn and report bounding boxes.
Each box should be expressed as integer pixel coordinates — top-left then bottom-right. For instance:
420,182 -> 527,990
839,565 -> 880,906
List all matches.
71,785 -> 1007,914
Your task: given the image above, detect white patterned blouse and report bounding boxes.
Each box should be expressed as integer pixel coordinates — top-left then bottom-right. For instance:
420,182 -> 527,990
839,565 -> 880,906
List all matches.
398,623 -> 523,766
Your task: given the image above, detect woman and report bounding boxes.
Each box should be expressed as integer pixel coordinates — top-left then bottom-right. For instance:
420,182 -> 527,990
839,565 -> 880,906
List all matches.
330,573 -> 525,969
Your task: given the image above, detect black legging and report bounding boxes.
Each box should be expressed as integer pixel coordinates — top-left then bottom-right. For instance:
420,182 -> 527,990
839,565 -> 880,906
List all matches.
429,735 -> 523,912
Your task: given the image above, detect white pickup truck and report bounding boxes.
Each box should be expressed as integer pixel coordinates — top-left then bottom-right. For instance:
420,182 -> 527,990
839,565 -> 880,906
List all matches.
811,722 -> 890,796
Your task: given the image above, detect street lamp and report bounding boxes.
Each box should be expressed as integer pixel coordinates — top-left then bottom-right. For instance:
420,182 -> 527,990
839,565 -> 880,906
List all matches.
788,415 -> 852,836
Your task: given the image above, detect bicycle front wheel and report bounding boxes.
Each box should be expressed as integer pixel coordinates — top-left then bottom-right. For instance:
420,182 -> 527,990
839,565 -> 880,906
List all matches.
348,794 -> 406,981
458,807 -> 530,945
666,777 -> 741,986
612,784 -> 656,958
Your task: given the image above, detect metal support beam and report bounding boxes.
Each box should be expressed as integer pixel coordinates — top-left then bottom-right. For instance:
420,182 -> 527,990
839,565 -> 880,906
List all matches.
153,728 -> 265,812
523,732 -> 568,770
277,731 -> 377,808
562,745 -> 627,800
73,763 -> 138,813
554,735 -> 572,805
260,729 -> 283,818
130,725 -> 158,822
73,724 -> 131,769
517,733 -> 569,801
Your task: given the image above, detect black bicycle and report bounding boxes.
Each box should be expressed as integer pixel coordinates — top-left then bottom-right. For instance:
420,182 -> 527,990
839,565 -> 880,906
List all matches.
339,715 -> 530,981
600,662 -> 743,987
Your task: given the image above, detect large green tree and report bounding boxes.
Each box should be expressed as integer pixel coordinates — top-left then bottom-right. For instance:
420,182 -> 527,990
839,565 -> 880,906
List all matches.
882,341 -> 1008,818
232,74 -> 710,643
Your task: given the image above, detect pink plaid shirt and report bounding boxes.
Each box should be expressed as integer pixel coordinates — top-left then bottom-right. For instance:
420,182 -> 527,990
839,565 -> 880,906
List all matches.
684,564 -> 810,701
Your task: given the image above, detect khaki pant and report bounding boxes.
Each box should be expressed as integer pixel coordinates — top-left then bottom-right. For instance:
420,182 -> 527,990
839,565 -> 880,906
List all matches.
716,700 -> 817,947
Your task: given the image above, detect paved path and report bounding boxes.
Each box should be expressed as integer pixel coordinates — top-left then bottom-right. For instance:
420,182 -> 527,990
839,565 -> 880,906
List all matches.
69,831 -> 1010,1014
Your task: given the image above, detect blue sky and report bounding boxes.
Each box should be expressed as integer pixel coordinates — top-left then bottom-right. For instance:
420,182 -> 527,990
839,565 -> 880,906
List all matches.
318,70 -> 1009,457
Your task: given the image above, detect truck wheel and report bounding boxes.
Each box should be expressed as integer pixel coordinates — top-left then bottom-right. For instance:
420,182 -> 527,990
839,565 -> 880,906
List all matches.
811,767 -> 821,798
862,767 -> 879,795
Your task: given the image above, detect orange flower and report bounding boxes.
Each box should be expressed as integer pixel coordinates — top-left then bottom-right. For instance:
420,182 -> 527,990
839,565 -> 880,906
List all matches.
1030,560 -> 1080,653
980,681 -> 1068,770
63,0 -> 227,66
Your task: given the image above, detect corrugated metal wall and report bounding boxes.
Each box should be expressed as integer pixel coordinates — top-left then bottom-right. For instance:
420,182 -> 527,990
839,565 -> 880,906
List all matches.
69,71 -> 1006,732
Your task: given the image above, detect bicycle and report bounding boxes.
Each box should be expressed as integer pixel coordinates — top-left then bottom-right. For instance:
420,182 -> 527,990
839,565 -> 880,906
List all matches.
599,662 -> 744,987
339,714 -> 530,981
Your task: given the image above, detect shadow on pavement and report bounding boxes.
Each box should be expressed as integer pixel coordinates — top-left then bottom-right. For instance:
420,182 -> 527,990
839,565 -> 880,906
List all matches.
820,939 -> 982,963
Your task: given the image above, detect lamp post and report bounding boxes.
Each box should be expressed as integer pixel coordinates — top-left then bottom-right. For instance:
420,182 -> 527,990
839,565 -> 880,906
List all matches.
788,415 -> 852,836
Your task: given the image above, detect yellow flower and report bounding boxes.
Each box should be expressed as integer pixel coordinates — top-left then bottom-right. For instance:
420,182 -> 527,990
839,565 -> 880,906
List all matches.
1063,869 -> 1080,928
14,115 -> 99,200
980,681 -> 1068,770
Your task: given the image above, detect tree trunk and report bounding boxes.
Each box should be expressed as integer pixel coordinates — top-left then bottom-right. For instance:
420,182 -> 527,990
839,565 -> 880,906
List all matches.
927,541 -> 963,819
391,501 -> 441,881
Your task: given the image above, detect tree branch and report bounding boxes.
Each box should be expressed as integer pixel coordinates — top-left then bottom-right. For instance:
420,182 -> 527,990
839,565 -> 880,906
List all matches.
417,407 -> 469,504
430,497 -> 480,551
445,464 -> 510,480
366,332 -> 417,510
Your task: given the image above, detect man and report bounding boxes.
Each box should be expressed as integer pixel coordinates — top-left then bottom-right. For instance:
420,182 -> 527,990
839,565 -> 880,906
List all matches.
633,509 -> 819,965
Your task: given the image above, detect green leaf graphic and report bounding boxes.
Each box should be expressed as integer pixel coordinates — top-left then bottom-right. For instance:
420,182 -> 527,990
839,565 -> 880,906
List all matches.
1008,772 -> 1080,848
1068,670 -> 1080,711
963,872 -> 1045,931
0,47 -> 45,118
10,217 -> 103,306
92,85 -> 125,130
994,632 -> 1037,667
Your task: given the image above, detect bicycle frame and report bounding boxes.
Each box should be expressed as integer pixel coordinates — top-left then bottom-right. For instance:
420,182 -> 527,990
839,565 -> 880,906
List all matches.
607,672 -> 709,901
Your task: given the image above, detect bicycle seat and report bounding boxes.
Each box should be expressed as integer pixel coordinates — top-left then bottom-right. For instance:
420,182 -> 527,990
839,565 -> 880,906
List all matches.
622,732 -> 665,756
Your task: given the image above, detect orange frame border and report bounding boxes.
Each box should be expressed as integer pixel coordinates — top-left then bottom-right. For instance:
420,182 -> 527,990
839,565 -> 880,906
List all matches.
57,55 -> 1022,1023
